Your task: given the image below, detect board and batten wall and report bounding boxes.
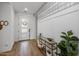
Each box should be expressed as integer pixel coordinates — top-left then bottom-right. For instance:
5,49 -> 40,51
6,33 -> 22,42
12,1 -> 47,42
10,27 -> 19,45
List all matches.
37,2 -> 79,43
0,2 -> 15,52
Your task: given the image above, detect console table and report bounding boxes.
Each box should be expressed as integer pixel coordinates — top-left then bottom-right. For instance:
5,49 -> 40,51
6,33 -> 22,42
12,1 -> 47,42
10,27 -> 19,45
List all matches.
37,34 -> 58,56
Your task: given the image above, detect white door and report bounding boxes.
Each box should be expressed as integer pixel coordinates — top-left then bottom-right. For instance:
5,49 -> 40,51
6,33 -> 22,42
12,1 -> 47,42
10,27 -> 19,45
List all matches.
19,17 -> 29,41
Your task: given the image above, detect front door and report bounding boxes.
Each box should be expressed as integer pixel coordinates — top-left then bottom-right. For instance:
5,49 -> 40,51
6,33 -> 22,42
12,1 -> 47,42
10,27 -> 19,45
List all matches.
19,17 -> 29,41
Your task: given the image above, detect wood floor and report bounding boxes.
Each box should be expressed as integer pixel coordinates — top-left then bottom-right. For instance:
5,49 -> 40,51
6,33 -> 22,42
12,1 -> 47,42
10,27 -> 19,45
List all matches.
0,40 -> 43,56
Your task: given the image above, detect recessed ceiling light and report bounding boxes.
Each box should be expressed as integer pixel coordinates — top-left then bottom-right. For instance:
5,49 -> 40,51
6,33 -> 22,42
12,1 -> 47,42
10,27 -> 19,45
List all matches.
24,8 -> 28,11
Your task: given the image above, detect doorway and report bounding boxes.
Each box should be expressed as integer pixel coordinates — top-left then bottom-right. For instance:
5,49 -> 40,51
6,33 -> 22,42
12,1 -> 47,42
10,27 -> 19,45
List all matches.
19,15 -> 30,41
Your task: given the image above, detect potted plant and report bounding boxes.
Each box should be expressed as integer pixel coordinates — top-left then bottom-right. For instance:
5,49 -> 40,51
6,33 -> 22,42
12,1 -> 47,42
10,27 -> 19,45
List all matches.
57,30 -> 79,56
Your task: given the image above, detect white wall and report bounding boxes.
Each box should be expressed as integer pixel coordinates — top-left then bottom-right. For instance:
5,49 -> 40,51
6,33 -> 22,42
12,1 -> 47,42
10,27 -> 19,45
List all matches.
14,12 -> 19,42
0,2 -> 15,52
38,3 -> 79,43
14,12 -> 36,41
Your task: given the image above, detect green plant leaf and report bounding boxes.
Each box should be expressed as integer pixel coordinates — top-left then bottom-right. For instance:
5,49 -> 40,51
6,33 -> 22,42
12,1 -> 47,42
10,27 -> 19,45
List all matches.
60,35 -> 66,39
61,32 -> 66,35
58,30 -> 78,56
58,40 -> 67,50
67,30 -> 73,36
71,36 -> 79,41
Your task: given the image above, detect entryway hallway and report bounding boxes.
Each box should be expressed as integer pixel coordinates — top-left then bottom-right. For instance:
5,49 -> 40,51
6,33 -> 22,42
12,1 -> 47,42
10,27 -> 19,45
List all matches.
0,2 -> 79,56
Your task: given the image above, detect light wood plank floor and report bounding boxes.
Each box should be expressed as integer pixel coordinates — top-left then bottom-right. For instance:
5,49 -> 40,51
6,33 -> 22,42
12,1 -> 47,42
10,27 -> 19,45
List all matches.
0,40 -> 43,56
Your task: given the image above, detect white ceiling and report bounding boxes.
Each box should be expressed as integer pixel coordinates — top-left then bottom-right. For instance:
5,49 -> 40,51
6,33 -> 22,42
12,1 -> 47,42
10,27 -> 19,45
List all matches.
11,2 -> 44,14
